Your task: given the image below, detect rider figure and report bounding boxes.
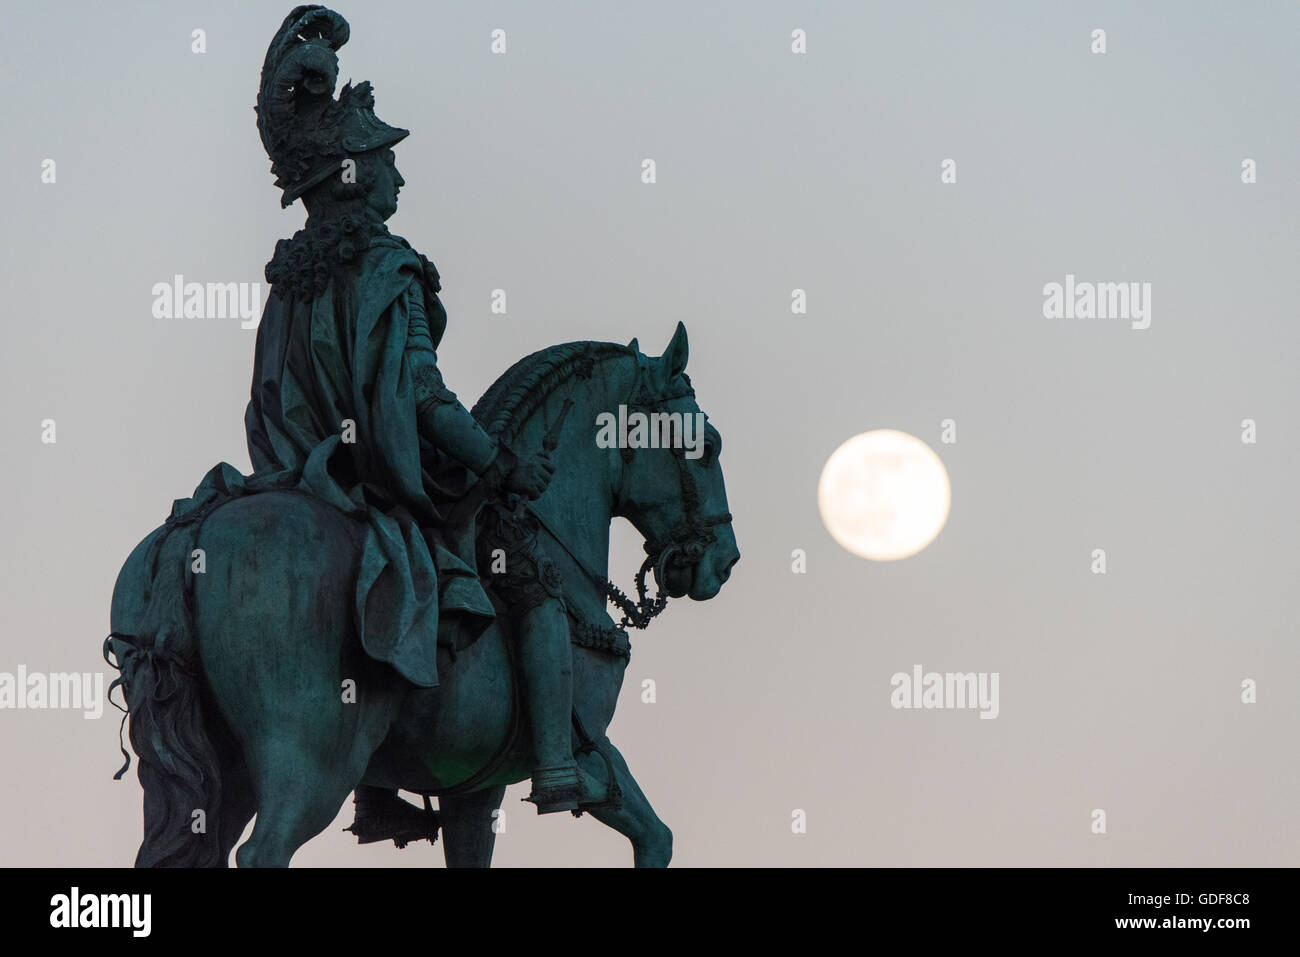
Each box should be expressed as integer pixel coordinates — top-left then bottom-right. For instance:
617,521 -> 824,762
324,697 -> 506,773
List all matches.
247,8 -> 584,842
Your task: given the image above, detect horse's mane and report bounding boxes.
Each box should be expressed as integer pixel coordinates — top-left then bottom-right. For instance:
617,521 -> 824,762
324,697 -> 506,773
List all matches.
471,340 -> 634,445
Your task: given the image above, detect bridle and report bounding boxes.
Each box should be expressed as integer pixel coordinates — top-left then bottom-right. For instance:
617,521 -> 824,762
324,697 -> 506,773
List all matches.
605,359 -> 731,628
528,351 -> 731,634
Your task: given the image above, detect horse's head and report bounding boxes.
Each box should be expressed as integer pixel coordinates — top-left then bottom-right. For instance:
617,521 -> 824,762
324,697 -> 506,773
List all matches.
611,323 -> 739,601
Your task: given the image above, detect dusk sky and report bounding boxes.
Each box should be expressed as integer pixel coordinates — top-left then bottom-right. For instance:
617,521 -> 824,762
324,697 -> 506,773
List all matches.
2,0 -> 1296,867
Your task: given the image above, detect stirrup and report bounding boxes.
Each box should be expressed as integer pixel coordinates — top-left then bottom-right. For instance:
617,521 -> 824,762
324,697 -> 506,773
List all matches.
524,765 -> 582,814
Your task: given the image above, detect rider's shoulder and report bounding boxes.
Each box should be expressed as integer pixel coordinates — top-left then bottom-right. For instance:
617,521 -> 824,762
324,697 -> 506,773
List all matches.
362,232 -> 429,276
368,232 -> 443,304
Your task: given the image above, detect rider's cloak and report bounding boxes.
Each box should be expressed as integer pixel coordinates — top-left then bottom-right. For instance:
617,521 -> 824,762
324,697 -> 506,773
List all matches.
176,232 -> 494,688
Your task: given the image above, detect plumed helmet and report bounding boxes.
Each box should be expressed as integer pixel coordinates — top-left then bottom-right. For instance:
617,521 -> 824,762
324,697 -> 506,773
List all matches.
256,5 -> 409,207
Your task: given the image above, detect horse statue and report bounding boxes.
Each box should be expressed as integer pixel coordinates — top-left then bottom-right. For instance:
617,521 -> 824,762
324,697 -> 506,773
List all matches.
106,326 -> 738,867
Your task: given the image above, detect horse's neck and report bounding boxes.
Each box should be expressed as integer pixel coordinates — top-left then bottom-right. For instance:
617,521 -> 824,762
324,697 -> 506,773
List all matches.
524,355 -> 634,591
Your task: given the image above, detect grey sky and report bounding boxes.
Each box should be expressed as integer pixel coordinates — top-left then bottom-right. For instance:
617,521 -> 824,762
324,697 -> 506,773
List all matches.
1,0 -> 1296,866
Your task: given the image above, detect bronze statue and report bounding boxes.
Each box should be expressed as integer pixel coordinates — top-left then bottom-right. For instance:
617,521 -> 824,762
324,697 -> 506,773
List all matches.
106,5 -> 738,867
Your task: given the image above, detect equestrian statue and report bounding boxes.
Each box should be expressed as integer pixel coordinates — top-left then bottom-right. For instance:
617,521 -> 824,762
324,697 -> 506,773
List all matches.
104,5 -> 738,867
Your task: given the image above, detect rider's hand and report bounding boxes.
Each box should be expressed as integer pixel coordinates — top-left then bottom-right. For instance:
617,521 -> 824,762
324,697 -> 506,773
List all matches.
506,451 -> 555,500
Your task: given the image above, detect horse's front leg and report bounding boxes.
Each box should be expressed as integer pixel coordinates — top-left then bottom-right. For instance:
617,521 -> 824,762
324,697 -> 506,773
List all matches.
585,738 -> 672,867
439,785 -> 507,867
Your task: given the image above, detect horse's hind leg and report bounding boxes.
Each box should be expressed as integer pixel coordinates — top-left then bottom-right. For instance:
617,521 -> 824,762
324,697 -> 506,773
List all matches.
194,493 -> 405,866
217,791 -> 254,866
214,745 -> 255,867
439,785 -> 507,867
235,746 -> 353,868
234,682 -> 402,868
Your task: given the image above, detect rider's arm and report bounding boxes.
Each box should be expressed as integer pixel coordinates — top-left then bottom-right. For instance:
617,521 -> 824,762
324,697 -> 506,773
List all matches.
405,282 -> 515,480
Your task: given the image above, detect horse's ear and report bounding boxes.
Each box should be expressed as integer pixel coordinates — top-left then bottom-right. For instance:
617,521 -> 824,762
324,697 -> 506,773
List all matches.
662,321 -> 689,378
626,336 -> 640,354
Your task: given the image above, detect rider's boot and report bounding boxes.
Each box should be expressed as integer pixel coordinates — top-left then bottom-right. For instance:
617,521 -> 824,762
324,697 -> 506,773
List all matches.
519,597 -> 582,813
345,785 -> 441,848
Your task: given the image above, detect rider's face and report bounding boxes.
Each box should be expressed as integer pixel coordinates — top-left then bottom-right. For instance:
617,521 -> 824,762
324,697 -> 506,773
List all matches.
366,149 -> 404,221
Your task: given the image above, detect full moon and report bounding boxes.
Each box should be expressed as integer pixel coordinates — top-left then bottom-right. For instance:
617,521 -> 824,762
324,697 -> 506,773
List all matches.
817,430 -> 951,561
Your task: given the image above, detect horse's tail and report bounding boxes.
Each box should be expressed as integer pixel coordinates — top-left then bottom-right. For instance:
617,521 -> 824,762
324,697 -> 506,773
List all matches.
106,518 -> 225,868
